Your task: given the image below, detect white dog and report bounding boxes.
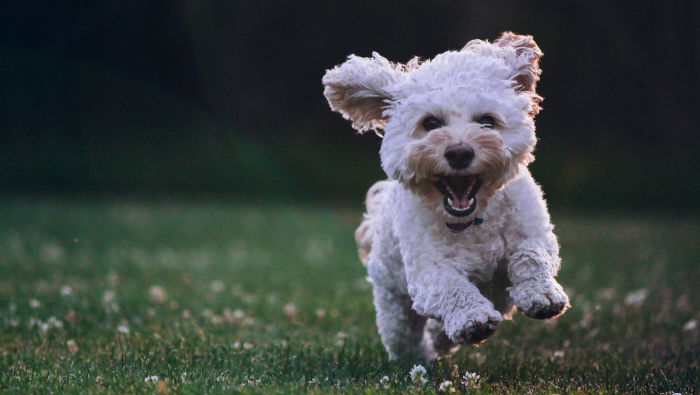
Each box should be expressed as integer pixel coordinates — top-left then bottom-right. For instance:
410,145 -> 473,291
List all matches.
323,32 -> 569,361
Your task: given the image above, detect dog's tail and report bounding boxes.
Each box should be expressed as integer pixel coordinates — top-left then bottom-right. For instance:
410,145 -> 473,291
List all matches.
355,180 -> 395,265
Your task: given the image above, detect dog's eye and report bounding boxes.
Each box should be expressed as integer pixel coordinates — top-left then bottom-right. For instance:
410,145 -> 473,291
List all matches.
422,116 -> 445,131
477,115 -> 495,128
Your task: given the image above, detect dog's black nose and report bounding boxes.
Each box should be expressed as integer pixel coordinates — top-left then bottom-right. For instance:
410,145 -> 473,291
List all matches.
444,144 -> 474,169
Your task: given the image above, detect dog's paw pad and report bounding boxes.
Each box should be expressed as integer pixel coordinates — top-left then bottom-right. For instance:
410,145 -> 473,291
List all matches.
461,319 -> 499,345
449,317 -> 500,345
522,300 -> 568,319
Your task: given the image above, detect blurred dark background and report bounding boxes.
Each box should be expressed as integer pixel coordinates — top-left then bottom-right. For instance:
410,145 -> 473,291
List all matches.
2,1 -> 699,209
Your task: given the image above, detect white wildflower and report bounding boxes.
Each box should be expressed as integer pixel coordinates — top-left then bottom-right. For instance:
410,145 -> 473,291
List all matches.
380,375 -> 390,387
60,285 -> 73,297
439,380 -> 456,392
335,331 -> 347,346
117,321 -> 130,335
148,285 -> 167,305
315,308 -> 326,320
102,290 -> 116,303
624,289 -> 649,307
102,290 -> 119,313
283,302 -> 297,319
683,319 -> 698,332
409,365 -> 428,384
47,316 -> 63,329
211,280 -> 225,293
144,375 -> 158,383
29,299 -> 41,309
461,371 -> 480,387
66,339 -> 78,353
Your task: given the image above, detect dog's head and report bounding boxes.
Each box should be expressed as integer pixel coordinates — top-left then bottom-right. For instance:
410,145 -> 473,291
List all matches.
323,32 -> 543,230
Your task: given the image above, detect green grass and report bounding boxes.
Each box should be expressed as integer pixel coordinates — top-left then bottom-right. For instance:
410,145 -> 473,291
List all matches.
0,197 -> 699,394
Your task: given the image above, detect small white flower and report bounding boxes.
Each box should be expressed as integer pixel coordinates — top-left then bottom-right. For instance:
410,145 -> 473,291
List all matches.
102,290 -> 116,303
210,280 -> 225,293
117,321 -> 130,335
380,375 -> 390,387
47,316 -> 63,329
233,309 -> 245,319
144,375 -> 158,383
67,339 -> 78,353
148,285 -> 167,305
683,319 -> 698,332
283,302 -> 297,319
461,371 -> 480,387
102,290 -> 119,313
315,309 -> 326,319
409,365 -> 428,384
624,289 -> 648,307
29,299 -> 41,309
439,380 -> 456,392
60,285 -> 73,297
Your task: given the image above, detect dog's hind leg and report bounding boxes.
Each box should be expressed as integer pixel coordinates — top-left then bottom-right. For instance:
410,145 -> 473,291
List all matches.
421,319 -> 459,361
355,180 -> 396,265
372,285 -> 427,361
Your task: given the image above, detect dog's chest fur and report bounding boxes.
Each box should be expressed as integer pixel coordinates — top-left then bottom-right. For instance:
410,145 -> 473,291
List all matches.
372,171 -> 531,299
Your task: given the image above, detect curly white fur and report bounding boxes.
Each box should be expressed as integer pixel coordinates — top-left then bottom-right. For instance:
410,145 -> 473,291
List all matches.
323,32 -> 569,361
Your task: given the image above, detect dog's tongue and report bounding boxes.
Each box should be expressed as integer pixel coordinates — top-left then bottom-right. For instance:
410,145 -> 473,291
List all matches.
450,176 -> 471,210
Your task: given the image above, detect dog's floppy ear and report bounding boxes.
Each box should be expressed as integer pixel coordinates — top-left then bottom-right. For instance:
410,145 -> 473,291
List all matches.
493,32 -> 543,94
323,52 -> 404,133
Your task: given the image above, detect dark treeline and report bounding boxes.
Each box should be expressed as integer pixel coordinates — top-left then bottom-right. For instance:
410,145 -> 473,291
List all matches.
1,1 -> 699,208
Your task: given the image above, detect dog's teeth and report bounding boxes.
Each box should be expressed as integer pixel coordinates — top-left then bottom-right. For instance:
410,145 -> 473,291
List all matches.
447,197 -> 453,205
469,198 -> 474,204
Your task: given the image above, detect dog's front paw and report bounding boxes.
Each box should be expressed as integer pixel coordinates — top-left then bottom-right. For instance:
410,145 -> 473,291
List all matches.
510,279 -> 569,319
445,309 -> 502,345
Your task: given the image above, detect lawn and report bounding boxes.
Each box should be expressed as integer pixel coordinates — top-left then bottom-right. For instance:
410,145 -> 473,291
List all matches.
0,197 -> 698,394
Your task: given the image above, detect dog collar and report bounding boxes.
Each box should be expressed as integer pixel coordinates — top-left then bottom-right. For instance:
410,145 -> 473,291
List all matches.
445,217 -> 483,233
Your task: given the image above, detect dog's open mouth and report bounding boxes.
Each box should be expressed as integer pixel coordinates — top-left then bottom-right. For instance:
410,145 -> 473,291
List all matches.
433,175 -> 482,218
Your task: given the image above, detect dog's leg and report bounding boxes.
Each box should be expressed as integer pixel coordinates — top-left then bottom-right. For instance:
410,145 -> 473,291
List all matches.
407,270 -> 503,346
502,171 -> 570,319
372,285 -> 427,360
420,319 -> 459,361
507,247 -> 569,319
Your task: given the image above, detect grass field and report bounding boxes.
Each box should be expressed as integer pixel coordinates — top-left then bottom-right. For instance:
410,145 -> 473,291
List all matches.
1,197 -> 699,394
